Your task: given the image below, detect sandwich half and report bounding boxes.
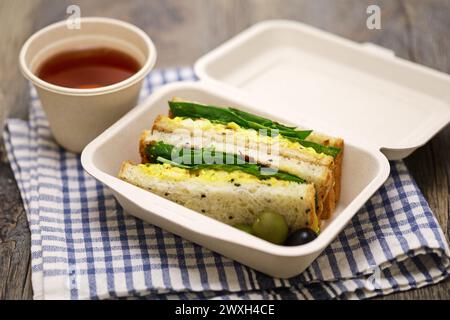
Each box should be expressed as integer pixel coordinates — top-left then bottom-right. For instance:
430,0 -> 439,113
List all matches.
119,157 -> 319,232
139,99 -> 343,220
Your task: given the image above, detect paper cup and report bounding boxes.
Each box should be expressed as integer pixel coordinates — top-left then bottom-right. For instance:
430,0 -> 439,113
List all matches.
19,17 -> 157,153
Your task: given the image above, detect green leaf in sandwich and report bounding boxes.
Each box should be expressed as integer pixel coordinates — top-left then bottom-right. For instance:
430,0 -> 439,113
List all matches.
168,100 -> 341,158
146,141 -> 306,184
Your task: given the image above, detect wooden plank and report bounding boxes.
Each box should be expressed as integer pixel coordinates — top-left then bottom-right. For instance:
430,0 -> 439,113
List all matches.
0,0 -> 43,120
0,140 -> 33,299
379,0 -> 450,300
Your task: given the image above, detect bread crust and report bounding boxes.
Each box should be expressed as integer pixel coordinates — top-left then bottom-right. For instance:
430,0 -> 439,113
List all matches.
305,132 -> 344,218
139,130 -> 151,163
332,141 -> 344,203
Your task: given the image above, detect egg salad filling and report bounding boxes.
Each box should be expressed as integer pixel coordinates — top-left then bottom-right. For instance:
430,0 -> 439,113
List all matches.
138,163 -> 292,186
144,141 -> 307,184
158,116 -> 328,158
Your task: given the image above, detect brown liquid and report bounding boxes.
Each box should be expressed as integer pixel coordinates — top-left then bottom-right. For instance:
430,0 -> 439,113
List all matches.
37,47 -> 141,89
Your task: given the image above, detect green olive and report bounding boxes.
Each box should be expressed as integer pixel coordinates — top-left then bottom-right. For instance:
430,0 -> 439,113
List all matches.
252,211 -> 289,245
234,224 -> 253,234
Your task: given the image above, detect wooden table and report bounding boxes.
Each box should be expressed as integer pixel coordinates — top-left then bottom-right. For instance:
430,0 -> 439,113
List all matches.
0,0 -> 448,300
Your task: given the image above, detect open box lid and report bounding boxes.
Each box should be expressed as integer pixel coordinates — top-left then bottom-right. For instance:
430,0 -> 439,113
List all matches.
194,20 -> 450,160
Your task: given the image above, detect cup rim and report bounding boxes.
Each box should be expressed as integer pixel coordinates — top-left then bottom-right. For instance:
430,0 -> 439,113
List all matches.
19,17 -> 157,96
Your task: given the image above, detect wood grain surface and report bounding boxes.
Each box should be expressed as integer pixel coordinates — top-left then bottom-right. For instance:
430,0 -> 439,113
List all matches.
0,0 -> 448,300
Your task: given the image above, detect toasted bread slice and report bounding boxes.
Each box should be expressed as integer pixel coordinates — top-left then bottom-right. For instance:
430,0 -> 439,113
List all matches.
305,131 -> 344,211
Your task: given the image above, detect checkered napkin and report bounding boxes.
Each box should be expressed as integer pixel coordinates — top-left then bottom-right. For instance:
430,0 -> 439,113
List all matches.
3,67 -> 450,300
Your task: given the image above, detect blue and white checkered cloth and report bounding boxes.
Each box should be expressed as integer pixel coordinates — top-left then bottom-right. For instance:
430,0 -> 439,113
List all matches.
3,67 -> 450,300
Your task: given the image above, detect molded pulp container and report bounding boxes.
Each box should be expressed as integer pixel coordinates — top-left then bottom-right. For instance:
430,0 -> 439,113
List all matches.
82,20 -> 450,278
